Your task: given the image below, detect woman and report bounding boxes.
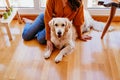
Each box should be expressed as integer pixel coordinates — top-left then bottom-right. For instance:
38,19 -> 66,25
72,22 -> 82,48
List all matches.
22,0 -> 92,50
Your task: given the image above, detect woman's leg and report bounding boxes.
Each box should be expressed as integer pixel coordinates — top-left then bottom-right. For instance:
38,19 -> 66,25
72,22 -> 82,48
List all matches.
36,29 -> 46,44
22,13 -> 45,41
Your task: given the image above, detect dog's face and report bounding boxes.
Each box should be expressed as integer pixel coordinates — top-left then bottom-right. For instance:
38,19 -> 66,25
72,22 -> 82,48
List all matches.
49,18 -> 72,38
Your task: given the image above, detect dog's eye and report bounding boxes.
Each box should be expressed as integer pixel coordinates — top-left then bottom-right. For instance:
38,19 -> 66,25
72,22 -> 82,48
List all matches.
61,24 -> 65,27
55,24 -> 58,26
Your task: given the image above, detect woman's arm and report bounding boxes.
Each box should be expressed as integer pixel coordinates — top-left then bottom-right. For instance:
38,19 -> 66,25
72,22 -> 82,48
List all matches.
44,0 -> 54,51
73,4 -> 92,41
73,4 -> 84,39
44,0 -> 54,40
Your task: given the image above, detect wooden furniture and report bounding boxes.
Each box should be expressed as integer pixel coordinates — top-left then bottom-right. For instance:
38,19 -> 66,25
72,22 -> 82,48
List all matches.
0,0 -> 22,40
98,0 -> 120,39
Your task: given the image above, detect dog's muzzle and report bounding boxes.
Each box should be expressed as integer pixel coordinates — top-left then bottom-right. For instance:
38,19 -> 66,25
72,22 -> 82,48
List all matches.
57,31 -> 62,38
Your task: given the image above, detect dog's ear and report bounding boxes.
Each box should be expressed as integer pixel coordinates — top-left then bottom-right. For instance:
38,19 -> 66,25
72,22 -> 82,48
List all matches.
65,18 -> 72,32
49,18 -> 55,27
48,18 -> 55,32
65,18 -> 72,28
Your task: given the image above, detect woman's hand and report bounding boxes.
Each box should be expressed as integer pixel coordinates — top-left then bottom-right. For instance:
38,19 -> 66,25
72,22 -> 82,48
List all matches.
47,40 -> 53,52
79,35 -> 92,41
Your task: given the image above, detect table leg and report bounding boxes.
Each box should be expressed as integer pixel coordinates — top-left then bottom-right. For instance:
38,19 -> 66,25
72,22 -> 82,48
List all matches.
5,24 -> 12,40
101,6 -> 116,39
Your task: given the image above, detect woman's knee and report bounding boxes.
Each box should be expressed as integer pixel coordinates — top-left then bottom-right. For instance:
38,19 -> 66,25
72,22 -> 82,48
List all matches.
32,13 -> 45,30
38,13 -> 44,18
22,23 -> 35,41
22,32 -> 33,41
37,13 -> 44,22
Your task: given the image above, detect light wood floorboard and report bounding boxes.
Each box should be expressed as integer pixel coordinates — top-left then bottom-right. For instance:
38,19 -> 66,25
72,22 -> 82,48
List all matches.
0,20 -> 120,80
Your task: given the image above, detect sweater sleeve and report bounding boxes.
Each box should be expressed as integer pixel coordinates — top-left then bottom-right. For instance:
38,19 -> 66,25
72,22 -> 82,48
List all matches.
44,0 -> 54,40
73,4 -> 84,38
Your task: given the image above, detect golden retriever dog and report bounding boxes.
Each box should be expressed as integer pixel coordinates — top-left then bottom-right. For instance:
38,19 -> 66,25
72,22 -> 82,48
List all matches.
44,9 -> 114,63
44,18 -> 77,63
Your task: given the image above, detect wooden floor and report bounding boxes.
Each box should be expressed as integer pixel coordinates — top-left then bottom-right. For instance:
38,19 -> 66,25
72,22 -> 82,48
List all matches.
0,20 -> 120,80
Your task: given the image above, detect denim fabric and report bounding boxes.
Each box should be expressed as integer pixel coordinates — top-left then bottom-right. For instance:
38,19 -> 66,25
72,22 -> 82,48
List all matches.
36,29 -> 46,44
22,13 -> 46,44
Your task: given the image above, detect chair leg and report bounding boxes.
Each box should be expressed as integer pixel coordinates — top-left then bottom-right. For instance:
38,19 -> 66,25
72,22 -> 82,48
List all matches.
101,6 -> 116,39
5,24 -> 12,40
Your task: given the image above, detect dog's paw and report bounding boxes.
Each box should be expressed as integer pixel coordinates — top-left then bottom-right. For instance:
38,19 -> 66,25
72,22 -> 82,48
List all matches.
44,50 -> 51,59
55,55 -> 63,63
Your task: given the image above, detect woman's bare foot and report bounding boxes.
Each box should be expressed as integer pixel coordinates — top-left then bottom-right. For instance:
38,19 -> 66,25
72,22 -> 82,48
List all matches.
22,18 -> 33,23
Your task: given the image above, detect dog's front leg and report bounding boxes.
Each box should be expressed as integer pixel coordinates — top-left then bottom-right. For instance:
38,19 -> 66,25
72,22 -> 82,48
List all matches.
44,46 -> 53,59
55,45 -> 73,63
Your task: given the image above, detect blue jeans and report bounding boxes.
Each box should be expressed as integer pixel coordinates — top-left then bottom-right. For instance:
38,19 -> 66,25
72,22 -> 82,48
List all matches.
22,13 -> 46,44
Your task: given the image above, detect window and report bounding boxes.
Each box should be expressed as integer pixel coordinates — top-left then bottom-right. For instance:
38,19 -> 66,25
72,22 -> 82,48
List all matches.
87,0 -> 105,8
40,0 -> 46,8
0,0 -> 120,16
0,0 -> 7,8
10,0 -> 34,8
0,0 -> 34,8
16,0 -> 47,14
85,0 -> 120,16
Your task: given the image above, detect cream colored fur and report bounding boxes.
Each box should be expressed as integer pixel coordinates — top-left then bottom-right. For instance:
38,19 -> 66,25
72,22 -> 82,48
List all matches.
82,9 -> 113,32
44,18 -> 77,63
44,9 -> 114,63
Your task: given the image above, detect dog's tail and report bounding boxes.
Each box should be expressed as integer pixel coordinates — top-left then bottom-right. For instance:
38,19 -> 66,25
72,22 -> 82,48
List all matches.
83,9 -> 114,32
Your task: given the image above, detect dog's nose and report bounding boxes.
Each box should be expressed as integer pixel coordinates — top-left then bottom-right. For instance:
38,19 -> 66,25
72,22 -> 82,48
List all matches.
57,31 -> 61,35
